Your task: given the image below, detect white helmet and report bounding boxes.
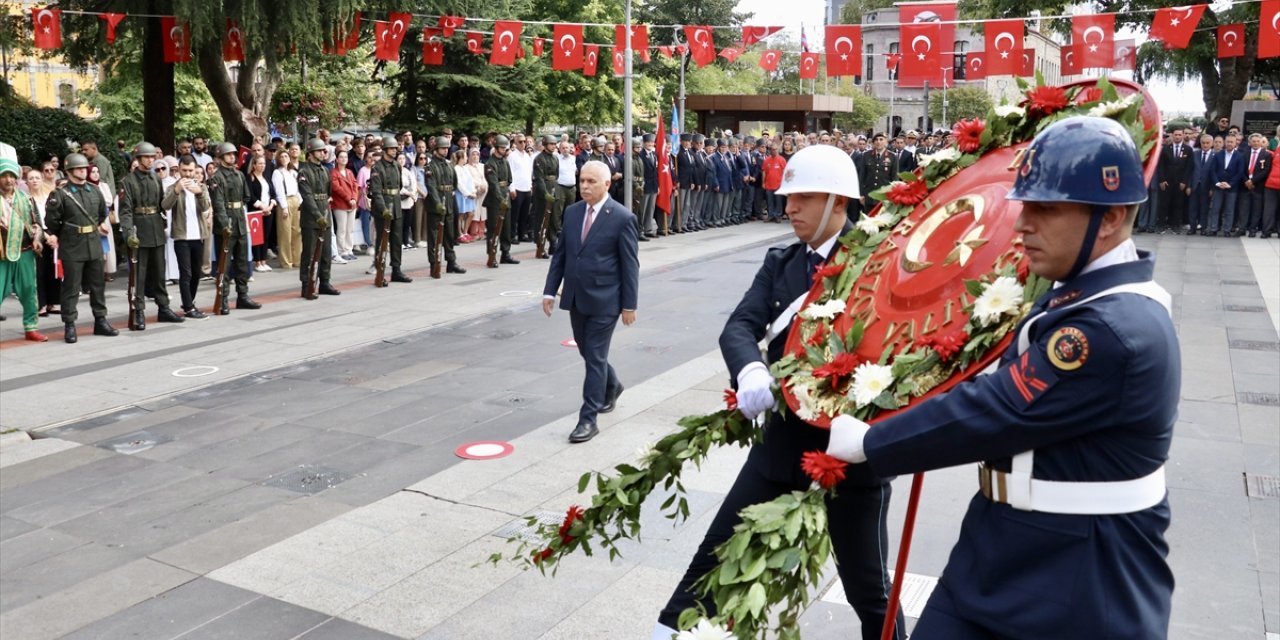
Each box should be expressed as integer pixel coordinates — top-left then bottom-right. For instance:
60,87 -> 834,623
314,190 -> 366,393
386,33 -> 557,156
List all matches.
775,144 -> 860,199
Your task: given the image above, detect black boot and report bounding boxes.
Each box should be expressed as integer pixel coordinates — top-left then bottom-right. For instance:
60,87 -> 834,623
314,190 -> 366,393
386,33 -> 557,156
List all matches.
501,253 -> 520,264
318,282 -> 341,295
218,297 -> 231,315
65,322 -> 77,343
157,307 -> 184,323
236,296 -> 262,309
446,262 -> 467,274
93,317 -> 118,337
132,309 -> 146,330
391,271 -> 414,283
301,284 -> 318,300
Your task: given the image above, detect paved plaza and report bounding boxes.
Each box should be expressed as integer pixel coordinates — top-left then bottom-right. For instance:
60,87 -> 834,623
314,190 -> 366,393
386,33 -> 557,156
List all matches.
0,226 -> 1276,640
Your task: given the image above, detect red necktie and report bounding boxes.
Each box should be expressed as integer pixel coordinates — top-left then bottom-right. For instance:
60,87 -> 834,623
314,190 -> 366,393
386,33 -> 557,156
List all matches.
582,205 -> 595,242
1250,150 -> 1258,174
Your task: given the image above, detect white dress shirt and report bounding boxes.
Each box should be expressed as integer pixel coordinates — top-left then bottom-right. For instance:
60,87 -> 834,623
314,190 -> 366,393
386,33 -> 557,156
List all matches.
508,149 -> 534,192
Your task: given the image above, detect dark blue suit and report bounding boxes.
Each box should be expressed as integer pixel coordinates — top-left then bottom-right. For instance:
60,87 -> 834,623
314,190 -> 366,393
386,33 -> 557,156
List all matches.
1187,147 -> 1216,231
659,225 -> 904,640
863,254 -> 1178,640
543,195 -> 639,425
1209,148 -> 1246,233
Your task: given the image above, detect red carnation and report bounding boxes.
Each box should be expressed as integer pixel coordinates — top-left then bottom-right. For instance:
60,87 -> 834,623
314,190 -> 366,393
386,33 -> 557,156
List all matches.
812,352 -> 859,389
801,451 -> 849,490
1077,87 -> 1103,104
919,329 -> 969,361
724,389 -> 738,411
885,179 -> 929,206
1016,259 -> 1030,284
952,119 -> 985,154
558,505 -> 584,544
806,323 -> 829,347
812,262 -> 846,284
1020,85 -> 1069,119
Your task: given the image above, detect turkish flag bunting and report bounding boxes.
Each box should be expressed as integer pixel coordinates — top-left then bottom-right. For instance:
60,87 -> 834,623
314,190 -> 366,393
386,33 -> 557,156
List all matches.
374,13 -> 412,62
718,47 -> 743,62
465,31 -> 484,54
490,20 -> 522,65
31,8 -> 61,50
100,13 -> 126,45
223,19 -> 245,62
742,25 -> 783,46
984,19 -> 1023,76
886,53 -> 901,71
343,12 -> 362,51
657,46 -> 672,59
1217,24 -> 1244,58
759,49 -> 781,72
1261,0 -> 1280,59
1150,5 -> 1205,49
824,25 -> 861,77
438,16 -> 464,38
656,115 -> 673,213
1060,43 -> 1081,75
422,28 -> 444,65
615,24 -> 649,53
1071,14 -> 1114,69
674,44 -> 686,57
684,26 -> 716,67
611,47 -> 625,76
899,23 -> 943,87
965,51 -> 986,80
1020,48 -> 1035,76
247,211 -> 265,246
583,45 -> 599,76
798,52 -> 820,79
1113,39 -> 1136,71
161,17 -> 191,63
533,38 -> 545,57
899,2 -> 955,87
553,24 -> 583,71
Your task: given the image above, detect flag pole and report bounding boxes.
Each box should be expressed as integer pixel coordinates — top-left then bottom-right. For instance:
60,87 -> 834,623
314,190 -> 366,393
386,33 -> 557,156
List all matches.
624,0 -> 634,213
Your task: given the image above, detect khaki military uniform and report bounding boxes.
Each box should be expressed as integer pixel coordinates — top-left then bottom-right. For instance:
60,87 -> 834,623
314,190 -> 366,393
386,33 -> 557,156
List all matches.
484,155 -> 513,258
532,151 -> 558,248
209,164 -> 252,302
118,168 -> 171,312
297,160 -> 334,287
369,158 -> 405,271
425,153 -> 458,266
43,182 -> 109,323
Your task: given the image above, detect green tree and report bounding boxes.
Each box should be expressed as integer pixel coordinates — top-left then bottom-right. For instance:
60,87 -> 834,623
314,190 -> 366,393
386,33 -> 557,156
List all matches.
839,0 -> 896,25
0,103 -> 114,170
835,91 -> 888,132
82,55 -> 223,144
928,85 -> 991,126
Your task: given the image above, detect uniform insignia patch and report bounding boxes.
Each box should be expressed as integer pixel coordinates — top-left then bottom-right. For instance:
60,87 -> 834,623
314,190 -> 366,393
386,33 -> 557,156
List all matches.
1048,290 -> 1081,308
1046,326 -> 1089,371
783,168 -> 795,183
1102,166 -> 1120,191
1004,351 -> 1056,406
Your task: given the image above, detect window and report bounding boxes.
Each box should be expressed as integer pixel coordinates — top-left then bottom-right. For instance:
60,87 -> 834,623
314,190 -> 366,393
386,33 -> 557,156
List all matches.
953,40 -> 969,81
57,83 -> 75,111
865,43 -> 874,82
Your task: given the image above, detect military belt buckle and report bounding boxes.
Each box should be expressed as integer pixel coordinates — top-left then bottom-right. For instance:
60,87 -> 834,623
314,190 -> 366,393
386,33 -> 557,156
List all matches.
77,225 -> 95,234
226,202 -> 242,209
498,182 -> 509,188
440,186 -> 454,193
135,207 -> 158,214
978,464 -> 1008,504
383,189 -> 400,195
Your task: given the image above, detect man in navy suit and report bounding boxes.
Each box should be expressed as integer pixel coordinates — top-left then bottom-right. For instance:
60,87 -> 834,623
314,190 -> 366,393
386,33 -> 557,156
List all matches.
1186,133 -> 1216,234
1240,132 -> 1273,237
1208,133 -> 1246,236
651,145 -> 904,640
543,161 -> 640,443
712,139 -> 733,227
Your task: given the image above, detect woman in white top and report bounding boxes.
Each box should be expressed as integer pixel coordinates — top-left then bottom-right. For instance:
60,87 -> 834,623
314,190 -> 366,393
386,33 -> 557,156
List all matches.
272,150 -> 302,269
399,161 -> 417,250
463,149 -> 488,241
247,155 -> 275,272
452,150 -> 476,243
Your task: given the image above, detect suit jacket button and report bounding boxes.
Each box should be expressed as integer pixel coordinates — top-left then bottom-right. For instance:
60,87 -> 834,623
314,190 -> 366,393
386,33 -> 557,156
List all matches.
774,301 -> 781,308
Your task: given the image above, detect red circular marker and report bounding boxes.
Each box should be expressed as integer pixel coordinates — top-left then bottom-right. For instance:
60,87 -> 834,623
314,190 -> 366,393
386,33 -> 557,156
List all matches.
561,338 -> 578,347
455,441 -> 515,460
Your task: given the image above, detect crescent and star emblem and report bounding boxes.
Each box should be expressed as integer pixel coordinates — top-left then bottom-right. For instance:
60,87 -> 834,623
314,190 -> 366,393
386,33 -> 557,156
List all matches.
694,29 -> 711,48
498,30 -> 513,52
970,57 -> 982,71
1082,25 -> 1105,52
1223,29 -> 1239,46
912,35 -> 932,60
835,36 -> 854,60
560,34 -> 577,56
994,32 -> 1014,58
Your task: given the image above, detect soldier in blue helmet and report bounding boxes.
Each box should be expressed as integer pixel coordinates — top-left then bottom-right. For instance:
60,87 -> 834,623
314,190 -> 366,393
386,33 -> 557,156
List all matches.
824,116 -> 1181,640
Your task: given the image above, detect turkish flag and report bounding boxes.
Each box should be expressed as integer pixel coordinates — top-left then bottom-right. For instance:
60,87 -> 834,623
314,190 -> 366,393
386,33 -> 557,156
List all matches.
1072,14 -> 1114,69
965,51 -> 986,80
533,38 -> 544,57
615,24 -> 649,54
247,210 -> 265,246
1261,0 -> 1280,59
1020,48 -> 1035,76
464,31 -> 484,54
490,20 -> 522,65
611,47 -> 625,76
899,23 -> 943,87
1113,39 -> 1136,71
718,47 -> 743,62
31,8 -> 61,50
343,12 -> 362,51
553,24 -> 583,71
657,46 -> 672,59
422,28 -> 444,65
100,13 -> 126,45
1217,24 -> 1244,58
223,19 -> 245,62
984,19 -> 1023,76
583,45 -> 599,76
1150,5 -> 1205,49
799,52 -> 820,79
438,16 -> 464,38
674,45 -> 686,57
1060,43 -> 1081,75
886,53 -> 901,72
374,13 -> 412,62
656,115 -> 674,213
685,25 -> 716,67
161,17 -> 191,63
742,25 -> 783,46
759,49 -> 781,72
825,25 -> 861,77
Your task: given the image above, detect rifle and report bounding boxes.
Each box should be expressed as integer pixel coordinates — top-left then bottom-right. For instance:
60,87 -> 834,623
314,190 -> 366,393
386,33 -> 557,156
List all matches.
373,214 -> 391,287
126,243 -> 140,330
431,200 -> 443,279
211,227 -> 231,314
535,193 -> 551,259
304,225 -> 323,298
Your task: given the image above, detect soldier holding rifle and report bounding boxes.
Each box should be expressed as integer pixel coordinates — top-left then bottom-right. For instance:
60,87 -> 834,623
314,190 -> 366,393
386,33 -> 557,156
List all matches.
425,136 -> 466,278
483,135 -> 520,268
297,138 -> 341,299
208,142 -> 261,314
118,141 -> 183,329
370,136 -> 413,284
532,135 -> 559,258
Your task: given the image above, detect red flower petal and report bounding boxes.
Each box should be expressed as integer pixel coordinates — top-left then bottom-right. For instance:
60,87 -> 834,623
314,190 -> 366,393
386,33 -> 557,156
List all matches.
812,352 -> 860,390
558,505 -> 584,543
723,389 -> 739,411
886,179 -> 929,206
952,118 -> 985,154
801,451 -> 849,490
812,261 -> 846,284
1020,85 -> 1069,119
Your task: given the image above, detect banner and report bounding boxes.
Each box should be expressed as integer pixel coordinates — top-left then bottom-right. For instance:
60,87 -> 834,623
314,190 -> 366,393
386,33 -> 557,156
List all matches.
1149,5 -> 1204,49
161,17 -> 191,63
1217,24 -> 1244,58
31,7 -> 61,50
984,19 -> 1023,76
685,25 -> 716,67
824,25 -> 861,77
899,2 -> 955,87
223,19 -> 245,62
553,24 -> 584,71
490,20 -> 522,66
1072,13 -> 1115,69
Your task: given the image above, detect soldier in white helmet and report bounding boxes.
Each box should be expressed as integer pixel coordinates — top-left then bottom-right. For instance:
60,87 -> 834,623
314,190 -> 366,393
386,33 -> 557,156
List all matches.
651,144 -> 904,640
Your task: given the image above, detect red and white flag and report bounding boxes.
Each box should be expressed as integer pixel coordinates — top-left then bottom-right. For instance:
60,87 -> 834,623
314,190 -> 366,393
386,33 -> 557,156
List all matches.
583,45 -> 599,76
718,46 -> 743,62
374,13 -> 411,62
422,28 -> 444,65
1060,43 -> 1081,75
532,38 -> 545,57
611,47 -> 625,76
553,24 -> 583,71
965,51 -> 986,80
223,19 -> 245,62
656,114 -> 673,213
1072,13 -> 1114,69
899,23 -> 943,87
31,7 -> 61,50
657,45 -> 673,59
685,25 -> 716,67
438,15 -> 464,38
886,53 -> 901,72
758,49 -> 781,72
100,13 -> 126,45
742,25 -> 783,46
824,25 -> 861,77
464,31 -> 484,54
161,17 -> 191,63
615,24 -> 649,53
1019,48 -> 1035,76
490,20 -> 522,66
247,210 -> 265,246
1113,39 -> 1136,71
343,12 -> 362,51
1149,5 -> 1205,49
798,52 -> 820,79
1261,0 -> 1280,59
984,19 -> 1023,76
1217,24 -> 1244,58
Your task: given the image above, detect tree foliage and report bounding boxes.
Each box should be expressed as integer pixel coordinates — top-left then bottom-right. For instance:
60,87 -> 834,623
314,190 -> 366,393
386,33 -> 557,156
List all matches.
839,0 -> 897,25
0,103 -> 113,170
81,55 -> 223,144
928,85 -> 991,126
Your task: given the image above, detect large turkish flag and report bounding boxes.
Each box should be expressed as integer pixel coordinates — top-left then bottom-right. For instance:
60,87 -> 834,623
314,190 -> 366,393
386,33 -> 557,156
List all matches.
825,25 -> 862,77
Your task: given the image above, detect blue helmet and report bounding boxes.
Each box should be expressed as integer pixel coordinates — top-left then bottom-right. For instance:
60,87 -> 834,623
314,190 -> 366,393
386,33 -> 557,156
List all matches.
1007,115 -> 1147,206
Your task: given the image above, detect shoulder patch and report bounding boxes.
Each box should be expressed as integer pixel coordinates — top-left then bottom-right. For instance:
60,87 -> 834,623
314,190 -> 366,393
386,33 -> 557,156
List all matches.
1000,351 -> 1059,407
1046,326 -> 1090,371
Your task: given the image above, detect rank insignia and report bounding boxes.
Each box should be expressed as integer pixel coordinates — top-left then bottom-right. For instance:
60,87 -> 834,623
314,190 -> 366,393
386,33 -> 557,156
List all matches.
783,168 -> 796,183
1048,290 -> 1081,309
1102,166 -> 1120,191
1047,326 -> 1089,371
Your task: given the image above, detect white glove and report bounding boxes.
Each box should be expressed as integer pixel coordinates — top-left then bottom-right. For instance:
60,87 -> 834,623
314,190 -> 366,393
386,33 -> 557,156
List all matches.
736,363 -> 776,420
826,415 -> 871,464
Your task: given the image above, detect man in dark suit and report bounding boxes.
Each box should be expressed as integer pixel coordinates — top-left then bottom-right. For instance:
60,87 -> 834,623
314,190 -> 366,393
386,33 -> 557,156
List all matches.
640,134 -> 659,238
1153,129 -> 1192,232
542,161 -> 640,443
1186,134 -> 1216,235
712,139 -> 733,227
676,134 -> 696,233
1208,134 -> 1246,236
652,144 -> 903,640
1240,132 -> 1273,236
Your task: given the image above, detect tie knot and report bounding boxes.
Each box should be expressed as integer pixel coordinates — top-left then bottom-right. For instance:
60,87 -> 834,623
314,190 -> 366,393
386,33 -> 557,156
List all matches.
807,251 -> 825,278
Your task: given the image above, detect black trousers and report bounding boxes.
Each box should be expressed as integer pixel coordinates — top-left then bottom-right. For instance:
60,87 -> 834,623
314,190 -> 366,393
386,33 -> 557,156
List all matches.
214,233 -> 251,298
486,204 -> 511,254
658,444 -> 905,640
568,307 -> 620,425
37,247 -> 61,308
133,244 -> 171,310
374,212 -> 403,270
513,190 -> 533,238
173,239 -> 203,312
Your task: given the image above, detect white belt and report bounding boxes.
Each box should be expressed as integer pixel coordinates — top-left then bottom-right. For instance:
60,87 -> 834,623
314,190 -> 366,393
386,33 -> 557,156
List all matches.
764,291 -> 810,343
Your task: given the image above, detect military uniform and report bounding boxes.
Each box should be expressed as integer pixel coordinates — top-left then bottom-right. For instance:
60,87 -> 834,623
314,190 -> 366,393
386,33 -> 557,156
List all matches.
532,148 -> 559,251
118,167 -> 174,320
425,151 -> 459,271
369,157 -> 407,274
43,181 -> 110,325
208,163 -> 254,309
859,149 -> 898,201
484,152 -> 515,266
630,149 -> 645,216
297,158 -> 335,295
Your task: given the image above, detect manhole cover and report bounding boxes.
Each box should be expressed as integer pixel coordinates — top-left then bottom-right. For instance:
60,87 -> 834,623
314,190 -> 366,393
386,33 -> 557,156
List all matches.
263,465 -> 351,494
1229,340 -> 1280,352
1239,392 -> 1280,407
493,509 -> 565,542
1245,474 -> 1280,498
1221,279 -> 1258,286
483,391 -> 550,408
1224,305 -> 1266,313
97,430 -> 173,455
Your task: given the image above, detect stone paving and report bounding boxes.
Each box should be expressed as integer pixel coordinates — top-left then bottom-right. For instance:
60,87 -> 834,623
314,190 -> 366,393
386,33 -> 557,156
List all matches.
0,230 -> 1276,640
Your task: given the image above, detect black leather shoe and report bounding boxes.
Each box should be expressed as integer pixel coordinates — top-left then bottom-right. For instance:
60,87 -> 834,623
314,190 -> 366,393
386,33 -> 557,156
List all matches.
185,308 -> 207,319
446,263 -> 467,274
569,421 -> 599,443
93,317 -> 118,337
218,300 -> 231,315
236,297 -> 262,310
157,307 -> 184,323
132,310 -> 146,330
319,282 -> 341,295
391,271 -> 414,283
64,323 -> 77,343
600,383 -> 624,414
638,235 -> 650,242
302,284 -> 318,300
501,253 -> 520,264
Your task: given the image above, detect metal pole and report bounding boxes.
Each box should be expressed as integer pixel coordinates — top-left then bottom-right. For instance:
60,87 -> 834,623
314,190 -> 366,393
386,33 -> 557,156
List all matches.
623,0 -> 633,212
889,79 -> 896,136
678,28 -> 686,137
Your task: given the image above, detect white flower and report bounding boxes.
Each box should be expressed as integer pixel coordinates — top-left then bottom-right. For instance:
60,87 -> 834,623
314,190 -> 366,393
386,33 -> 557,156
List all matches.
919,147 -> 962,167
849,362 -> 895,408
675,620 -> 735,640
800,298 -> 846,321
856,213 -> 893,236
635,441 -> 657,464
1087,94 -> 1139,118
994,104 -> 1025,119
793,383 -> 820,421
972,276 -> 1025,327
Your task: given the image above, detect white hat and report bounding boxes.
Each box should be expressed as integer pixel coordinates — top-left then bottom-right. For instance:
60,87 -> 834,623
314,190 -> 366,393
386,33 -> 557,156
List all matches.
774,144 -> 860,199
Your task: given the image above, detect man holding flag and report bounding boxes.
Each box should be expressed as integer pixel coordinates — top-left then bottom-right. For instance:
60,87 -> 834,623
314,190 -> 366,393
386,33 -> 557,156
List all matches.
655,113 -> 675,236
640,134 -> 659,239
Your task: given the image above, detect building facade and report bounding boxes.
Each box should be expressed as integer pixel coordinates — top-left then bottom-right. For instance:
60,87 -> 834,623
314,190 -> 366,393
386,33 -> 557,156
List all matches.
2,1 -> 99,118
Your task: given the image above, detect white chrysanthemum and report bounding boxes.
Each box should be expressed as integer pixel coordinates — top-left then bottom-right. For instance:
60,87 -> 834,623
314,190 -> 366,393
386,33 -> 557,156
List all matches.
793,383 -> 820,421
800,298 -> 846,321
855,213 -> 893,236
1087,94 -> 1139,118
675,620 -> 735,640
919,147 -> 962,167
972,276 -> 1025,327
994,104 -> 1025,118
849,362 -> 895,408
635,441 -> 657,464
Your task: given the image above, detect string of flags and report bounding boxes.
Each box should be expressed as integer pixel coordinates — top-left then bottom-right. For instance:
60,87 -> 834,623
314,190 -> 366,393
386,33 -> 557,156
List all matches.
23,1 -> 1280,83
